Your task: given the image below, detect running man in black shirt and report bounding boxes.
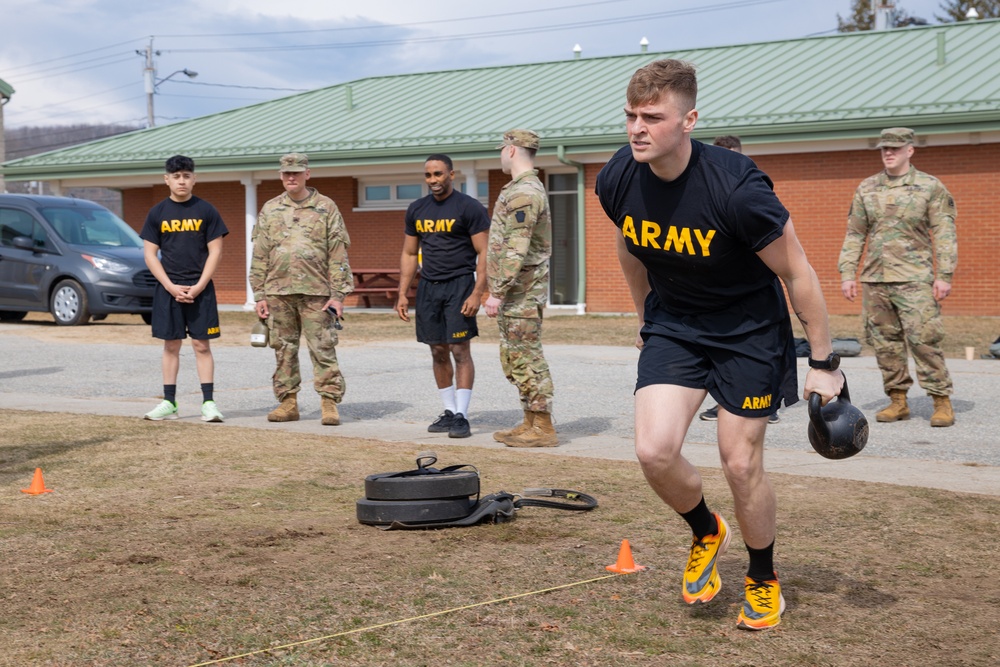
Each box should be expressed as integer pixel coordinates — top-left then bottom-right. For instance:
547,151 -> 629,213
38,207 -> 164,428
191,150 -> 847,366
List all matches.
596,60 -> 843,630
396,154 -> 489,438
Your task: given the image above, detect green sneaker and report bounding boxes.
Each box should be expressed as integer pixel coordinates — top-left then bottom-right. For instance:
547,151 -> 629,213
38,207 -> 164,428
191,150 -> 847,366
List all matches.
201,400 -> 224,423
144,400 -> 178,421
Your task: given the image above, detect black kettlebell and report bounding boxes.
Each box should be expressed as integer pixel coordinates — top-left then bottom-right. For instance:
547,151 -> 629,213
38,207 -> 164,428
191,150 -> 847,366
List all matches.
808,377 -> 868,460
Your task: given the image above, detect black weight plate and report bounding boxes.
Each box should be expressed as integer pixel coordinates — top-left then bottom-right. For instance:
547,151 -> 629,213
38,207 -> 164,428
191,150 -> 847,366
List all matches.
356,497 -> 477,525
364,471 -> 479,501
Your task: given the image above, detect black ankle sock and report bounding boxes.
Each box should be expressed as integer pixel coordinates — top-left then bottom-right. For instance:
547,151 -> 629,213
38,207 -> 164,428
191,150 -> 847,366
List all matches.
163,385 -> 176,404
201,383 -> 214,403
746,541 -> 776,582
679,497 -> 718,540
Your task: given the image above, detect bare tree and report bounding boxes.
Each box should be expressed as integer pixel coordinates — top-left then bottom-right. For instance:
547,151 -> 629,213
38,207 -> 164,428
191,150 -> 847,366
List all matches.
936,1 -> 1000,21
838,1 -> 916,31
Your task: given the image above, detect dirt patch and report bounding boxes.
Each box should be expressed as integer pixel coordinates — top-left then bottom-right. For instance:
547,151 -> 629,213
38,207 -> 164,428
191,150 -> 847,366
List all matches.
2,410 -> 998,666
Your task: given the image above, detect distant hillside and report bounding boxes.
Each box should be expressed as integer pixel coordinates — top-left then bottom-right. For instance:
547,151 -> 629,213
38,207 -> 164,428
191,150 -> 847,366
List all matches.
3,123 -> 141,213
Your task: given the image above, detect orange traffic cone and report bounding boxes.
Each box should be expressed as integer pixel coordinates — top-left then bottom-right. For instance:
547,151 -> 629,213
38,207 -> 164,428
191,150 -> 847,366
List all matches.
606,539 -> 646,573
20,468 -> 54,495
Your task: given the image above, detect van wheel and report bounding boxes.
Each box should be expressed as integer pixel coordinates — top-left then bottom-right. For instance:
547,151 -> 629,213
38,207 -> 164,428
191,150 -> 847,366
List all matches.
50,279 -> 90,326
141,312 -> 153,325
0,310 -> 27,322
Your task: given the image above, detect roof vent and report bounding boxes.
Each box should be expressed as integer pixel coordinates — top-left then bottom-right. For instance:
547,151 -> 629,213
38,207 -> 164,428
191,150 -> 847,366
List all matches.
573,44 -> 582,59
966,7 -> 979,20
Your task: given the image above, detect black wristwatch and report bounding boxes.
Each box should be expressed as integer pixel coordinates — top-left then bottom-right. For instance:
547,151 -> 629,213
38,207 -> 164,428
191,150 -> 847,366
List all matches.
808,352 -> 841,371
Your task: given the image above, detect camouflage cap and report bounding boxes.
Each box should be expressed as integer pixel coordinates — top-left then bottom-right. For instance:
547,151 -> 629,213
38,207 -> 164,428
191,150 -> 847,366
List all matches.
876,128 -> 915,148
496,129 -> 540,150
279,153 -> 309,172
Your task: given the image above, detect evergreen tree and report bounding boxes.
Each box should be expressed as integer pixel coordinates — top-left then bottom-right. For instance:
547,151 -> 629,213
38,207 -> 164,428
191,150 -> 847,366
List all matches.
935,1 -> 1000,21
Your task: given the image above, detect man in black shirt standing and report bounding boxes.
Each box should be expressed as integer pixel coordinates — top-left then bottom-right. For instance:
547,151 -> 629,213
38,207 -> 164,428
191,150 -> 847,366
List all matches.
596,60 -> 843,630
140,155 -> 228,423
396,154 -> 489,438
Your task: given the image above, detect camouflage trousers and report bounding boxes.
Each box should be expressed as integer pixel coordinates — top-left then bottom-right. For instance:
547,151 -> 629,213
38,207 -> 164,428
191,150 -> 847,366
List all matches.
497,304 -> 554,413
862,282 -> 952,396
267,294 -> 345,402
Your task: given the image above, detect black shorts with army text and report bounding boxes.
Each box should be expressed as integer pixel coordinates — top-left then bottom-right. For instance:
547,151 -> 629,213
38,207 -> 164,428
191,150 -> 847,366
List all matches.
150,281 -> 221,341
414,273 -> 479,345
635,292 -> 799,418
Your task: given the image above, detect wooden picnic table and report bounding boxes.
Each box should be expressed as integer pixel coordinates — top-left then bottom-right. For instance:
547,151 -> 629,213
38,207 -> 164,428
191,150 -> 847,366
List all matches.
351,268 -> 418,307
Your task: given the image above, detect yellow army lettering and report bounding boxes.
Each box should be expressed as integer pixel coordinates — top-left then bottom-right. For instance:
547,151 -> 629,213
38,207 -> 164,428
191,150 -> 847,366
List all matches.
621,215 -> 715,256
451,330 -> 468,339
741,394 -> 773,410
160,219 -> 204,233
206,326 -> 220,335
415,219 -> 456,234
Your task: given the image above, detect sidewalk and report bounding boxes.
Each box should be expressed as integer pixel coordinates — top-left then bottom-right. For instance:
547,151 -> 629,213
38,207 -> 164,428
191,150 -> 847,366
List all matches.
2,328 -> 998,497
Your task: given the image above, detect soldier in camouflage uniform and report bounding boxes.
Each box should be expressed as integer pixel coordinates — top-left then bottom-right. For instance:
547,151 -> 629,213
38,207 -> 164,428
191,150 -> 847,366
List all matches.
838,128 -> 957,427
484,129 -> 557,447
249,153 -> 354,426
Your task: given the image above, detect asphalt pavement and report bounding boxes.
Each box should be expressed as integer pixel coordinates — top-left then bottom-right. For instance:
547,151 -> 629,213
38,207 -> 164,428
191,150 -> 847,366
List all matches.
2,321 -> 999,496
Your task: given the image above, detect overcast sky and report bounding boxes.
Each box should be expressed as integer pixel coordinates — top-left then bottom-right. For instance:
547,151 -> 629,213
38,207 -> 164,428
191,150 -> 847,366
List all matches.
0,0 -> 953,130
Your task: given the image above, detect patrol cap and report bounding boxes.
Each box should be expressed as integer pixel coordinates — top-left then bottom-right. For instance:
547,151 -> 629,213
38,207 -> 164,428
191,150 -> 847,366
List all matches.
279,153 -> 309,172
876,128 -> 915,148
496,129 -> 540,150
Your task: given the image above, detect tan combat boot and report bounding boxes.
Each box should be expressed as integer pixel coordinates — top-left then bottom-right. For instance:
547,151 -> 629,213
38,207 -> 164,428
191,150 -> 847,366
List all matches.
493,410 -> 534,443
321,397 -> 341,426
503,412 -> 559,448
875,390 -> 909,423
930,395 -> 955,427
267,395 -> 299,422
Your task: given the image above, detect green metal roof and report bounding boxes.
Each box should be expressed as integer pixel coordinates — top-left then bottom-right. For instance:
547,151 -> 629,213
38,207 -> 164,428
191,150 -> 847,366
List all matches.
0,77 -> 13,101
5,19 -> 1000,181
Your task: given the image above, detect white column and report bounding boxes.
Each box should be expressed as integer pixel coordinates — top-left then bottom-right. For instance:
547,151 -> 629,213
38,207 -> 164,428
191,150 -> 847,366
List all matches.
240,176 -> 259,310
454,161 -> 481,202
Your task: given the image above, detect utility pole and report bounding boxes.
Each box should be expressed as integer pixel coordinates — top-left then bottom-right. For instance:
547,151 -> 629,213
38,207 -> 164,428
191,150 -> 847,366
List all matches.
139,37 -> 158,127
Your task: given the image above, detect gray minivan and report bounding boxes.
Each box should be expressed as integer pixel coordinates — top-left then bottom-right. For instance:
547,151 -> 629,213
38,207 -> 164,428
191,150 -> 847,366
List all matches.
0,194 -> 155,325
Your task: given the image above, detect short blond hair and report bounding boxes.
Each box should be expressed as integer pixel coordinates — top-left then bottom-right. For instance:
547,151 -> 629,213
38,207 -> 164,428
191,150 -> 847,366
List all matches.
626,59 -> 697,110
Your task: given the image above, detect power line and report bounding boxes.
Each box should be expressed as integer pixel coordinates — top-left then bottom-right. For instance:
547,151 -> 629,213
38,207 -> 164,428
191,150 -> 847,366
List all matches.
162,0 -> 783,54
11,55 -> 139,85
156,0 -> 634,38
2,37 -> 145,75
169,79 -> 309,92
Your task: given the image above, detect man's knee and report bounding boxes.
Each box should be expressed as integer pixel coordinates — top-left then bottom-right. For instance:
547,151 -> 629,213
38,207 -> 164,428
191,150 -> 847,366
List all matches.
450,342 -> 473,365
430,345 -> 451,365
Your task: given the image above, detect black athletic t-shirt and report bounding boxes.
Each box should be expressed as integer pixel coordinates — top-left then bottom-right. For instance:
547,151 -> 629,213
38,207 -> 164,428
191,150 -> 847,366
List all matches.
404,190 -> 489,282
596,140 -> 790,326
140,196 -> 229,283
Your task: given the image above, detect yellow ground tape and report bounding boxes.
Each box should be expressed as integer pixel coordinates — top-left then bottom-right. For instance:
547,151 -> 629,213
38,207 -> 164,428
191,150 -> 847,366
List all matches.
187,572 -> 629,666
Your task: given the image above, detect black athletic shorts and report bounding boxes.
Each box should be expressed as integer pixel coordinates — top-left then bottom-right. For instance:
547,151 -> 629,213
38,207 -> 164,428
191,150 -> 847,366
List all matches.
151,281 -> 221,341
415,273 -> 479,345
635,313 -> 798,418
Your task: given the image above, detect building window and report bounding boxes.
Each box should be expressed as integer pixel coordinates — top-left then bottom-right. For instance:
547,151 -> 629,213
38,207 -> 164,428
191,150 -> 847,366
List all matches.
358,180 -> 424,209
459,181 -> 489,200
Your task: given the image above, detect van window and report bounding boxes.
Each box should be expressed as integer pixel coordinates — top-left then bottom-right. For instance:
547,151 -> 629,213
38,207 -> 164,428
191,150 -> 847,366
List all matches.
41,206 -> 142,248
0,207 -> 50,249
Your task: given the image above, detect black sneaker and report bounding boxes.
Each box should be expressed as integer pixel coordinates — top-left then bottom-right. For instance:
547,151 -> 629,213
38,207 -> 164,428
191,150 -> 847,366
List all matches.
448,414 -> 472,439
699,405 -> 720,422
768,412 -> 781,425
428,410 -> 455,433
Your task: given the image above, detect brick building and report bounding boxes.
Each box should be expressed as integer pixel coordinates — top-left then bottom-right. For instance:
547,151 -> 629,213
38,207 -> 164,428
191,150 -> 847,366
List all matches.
4,20 -> 1000,315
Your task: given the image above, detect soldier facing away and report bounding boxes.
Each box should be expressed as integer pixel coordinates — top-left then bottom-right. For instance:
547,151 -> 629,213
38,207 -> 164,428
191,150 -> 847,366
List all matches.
249,153 -> 354,426
484,129 -> 557,447
838,128 -> 958,427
